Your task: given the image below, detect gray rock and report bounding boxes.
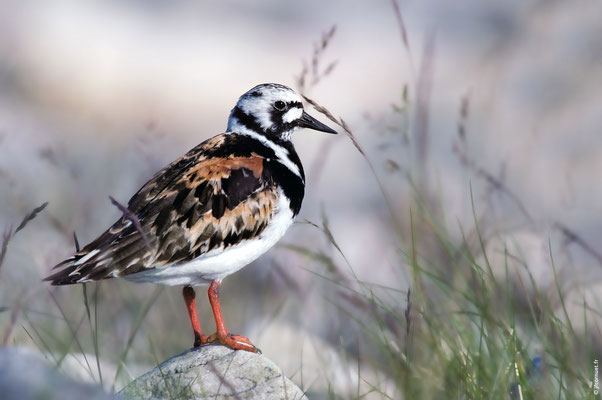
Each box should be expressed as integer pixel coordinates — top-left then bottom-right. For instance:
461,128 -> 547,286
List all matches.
119,344 -> 307,400
0,347 -> 114,400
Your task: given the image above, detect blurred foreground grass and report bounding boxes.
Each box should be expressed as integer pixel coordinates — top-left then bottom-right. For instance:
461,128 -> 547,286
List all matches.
289,191 -> 598,399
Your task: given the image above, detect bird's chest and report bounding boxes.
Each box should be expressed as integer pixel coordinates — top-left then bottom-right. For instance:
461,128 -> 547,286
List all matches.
199,192 -> 295,273
131,191 -> 296,286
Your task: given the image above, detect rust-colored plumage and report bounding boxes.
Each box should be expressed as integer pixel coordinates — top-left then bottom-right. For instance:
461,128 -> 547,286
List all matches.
45,134 -> 278,285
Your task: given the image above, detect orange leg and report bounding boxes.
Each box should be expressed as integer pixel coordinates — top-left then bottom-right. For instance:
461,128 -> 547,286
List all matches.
205,280 -> 258,352
182,286 -> 208,347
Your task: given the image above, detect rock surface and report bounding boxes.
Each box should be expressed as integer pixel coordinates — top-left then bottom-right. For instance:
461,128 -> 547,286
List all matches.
119,344 -> 307,400
0,347 -> 114,400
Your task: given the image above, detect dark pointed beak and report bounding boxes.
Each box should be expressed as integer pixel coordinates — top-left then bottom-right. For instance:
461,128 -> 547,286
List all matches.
298,111 -> 337,134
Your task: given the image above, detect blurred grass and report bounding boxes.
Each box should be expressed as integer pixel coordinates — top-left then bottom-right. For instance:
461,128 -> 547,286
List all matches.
288,188 -> 598,398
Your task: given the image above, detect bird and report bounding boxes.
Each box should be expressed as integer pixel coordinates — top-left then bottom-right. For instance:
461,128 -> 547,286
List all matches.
44,83 -> 337,353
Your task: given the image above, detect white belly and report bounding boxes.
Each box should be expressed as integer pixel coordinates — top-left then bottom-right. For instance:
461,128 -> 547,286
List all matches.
124,192 -> 295,286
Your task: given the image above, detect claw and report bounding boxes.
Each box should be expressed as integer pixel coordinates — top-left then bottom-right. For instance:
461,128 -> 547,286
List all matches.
206,332 -> 259,353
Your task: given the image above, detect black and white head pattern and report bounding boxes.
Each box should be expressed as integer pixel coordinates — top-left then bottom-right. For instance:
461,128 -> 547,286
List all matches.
227,84 -> 305,141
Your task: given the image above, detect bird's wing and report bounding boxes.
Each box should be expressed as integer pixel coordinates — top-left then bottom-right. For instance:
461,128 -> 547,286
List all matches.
45,134 -> 278,285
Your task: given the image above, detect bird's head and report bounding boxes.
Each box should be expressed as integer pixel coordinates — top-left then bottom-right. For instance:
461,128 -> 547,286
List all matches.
227,83 -> 337,141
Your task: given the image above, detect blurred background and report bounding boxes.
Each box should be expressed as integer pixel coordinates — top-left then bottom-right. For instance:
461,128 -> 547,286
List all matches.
1,0 -> 601,398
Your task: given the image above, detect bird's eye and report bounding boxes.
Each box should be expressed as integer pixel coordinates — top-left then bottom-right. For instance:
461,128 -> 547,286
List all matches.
274,101 -> 287,111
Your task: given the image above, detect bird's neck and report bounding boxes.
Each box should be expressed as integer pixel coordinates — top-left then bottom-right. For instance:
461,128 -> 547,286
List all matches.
229,125 -> 304,183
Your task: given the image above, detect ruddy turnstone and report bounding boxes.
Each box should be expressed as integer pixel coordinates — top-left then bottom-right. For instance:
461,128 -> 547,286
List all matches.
45,83 -> 336,352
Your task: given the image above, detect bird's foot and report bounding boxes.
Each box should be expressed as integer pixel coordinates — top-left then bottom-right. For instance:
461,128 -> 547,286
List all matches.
193,334 -> 209,348
206,332 -> 259,353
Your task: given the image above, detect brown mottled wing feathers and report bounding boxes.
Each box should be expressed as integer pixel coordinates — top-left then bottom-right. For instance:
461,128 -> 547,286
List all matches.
45,134 -> 277,285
